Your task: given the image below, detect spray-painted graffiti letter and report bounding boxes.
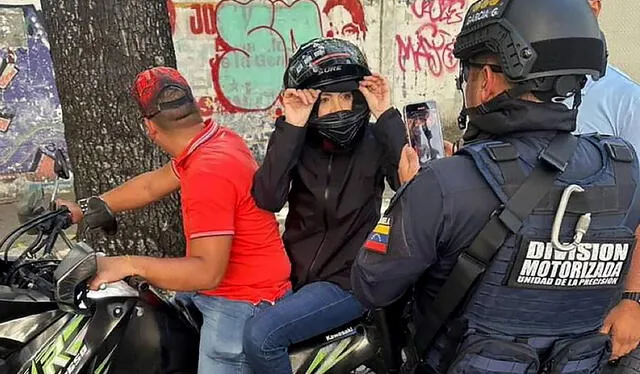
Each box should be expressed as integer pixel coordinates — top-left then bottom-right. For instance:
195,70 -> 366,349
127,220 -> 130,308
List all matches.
190,4 -> 215,35
190,4 -> 203,34
213,0 -> 322,112
396,0 -> 467,76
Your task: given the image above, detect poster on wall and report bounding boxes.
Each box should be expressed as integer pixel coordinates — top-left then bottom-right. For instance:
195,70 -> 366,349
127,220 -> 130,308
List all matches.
0,3 -> 66,181
0,57 -> 19,89
0,111 -> 14,132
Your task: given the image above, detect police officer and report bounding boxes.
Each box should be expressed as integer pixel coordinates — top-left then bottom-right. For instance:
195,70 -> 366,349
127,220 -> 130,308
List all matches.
351,0 -> 640,373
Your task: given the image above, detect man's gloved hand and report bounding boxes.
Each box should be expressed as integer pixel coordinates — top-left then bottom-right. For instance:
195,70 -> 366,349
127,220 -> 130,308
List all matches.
55,199 -> 84,224
600,299 -> 640,360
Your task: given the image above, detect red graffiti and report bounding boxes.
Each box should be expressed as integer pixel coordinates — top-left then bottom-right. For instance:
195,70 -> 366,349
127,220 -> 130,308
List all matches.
323,0 -> 368,40
396,0 -> 467,76
189,3 -> 216,35
411,0 -> 466,24
209,0 -> 326,114
167,0 -> 176,35
34,153 -> 55,180
170,0 -> 367,114
396,24 -> 458,76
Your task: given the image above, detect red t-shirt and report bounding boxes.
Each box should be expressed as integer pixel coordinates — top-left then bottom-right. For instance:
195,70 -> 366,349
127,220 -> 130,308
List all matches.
171,120 -> 291,304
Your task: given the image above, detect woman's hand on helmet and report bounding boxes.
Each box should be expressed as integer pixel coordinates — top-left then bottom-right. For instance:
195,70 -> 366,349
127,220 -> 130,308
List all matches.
282,88 -> 320,127
359,73 -> 391,120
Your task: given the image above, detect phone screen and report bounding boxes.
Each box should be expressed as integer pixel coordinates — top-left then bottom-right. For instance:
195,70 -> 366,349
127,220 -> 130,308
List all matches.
403,101 -> 445,164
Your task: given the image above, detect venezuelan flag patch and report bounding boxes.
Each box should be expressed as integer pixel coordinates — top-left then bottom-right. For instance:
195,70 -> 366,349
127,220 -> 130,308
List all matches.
364,216 -> 391,254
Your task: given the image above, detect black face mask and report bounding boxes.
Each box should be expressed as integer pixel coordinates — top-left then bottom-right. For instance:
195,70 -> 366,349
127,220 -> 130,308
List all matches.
456,60 -> 584,143
307,90 -> 370,151
461,92 -> 578,143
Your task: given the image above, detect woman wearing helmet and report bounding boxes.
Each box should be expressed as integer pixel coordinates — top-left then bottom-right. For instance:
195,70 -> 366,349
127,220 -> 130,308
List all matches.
244,37 -> 407,373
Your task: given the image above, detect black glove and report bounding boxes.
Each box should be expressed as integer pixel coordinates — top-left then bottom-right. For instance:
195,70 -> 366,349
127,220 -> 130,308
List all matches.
78,197 -> 117,236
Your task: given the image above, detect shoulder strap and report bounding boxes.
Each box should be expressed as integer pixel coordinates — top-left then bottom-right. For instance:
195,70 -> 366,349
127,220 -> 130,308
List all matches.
602,138 -> 635,183
484,142 -> 526,186
458,141 -> 526,204
415,132 -> 579,355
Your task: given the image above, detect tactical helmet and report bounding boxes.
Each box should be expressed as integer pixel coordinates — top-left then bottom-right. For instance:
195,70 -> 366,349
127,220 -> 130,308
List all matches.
453,0 -> 607,99
284,37 -> 371,149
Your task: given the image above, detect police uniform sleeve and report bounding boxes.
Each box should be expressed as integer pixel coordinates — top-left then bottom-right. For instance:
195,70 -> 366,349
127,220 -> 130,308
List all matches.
371,108 -> 408,191
351,166 -> 445,309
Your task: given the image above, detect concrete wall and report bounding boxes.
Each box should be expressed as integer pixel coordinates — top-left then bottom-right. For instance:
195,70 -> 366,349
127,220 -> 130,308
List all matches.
168,0 -> 381,161
599,2 -> 640,81
168,0 -> 469,160
0,0 -> 67,200
0,0 -> 637,193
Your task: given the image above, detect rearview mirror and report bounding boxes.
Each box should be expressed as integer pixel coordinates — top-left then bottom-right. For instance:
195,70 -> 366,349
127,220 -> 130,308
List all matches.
53,242 -> 97,314
53,148 -> 70,180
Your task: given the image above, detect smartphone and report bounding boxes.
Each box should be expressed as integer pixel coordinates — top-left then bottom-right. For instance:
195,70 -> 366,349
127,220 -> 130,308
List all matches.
403,100 -> 445,165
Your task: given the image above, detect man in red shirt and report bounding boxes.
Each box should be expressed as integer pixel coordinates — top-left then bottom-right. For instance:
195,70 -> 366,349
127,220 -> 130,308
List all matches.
57,67 -> 291,373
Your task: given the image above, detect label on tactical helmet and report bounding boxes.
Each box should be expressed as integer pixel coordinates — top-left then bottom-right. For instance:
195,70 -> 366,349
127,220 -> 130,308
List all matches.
464,0 -> 510,27
507,237 -> 635,290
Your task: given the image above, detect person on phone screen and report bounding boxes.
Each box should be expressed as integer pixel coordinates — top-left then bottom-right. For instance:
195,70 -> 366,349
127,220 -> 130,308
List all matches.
408,110 -> 439,164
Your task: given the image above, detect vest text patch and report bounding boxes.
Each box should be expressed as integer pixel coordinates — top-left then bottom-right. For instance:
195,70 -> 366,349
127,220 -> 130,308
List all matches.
507,238 -> 635,290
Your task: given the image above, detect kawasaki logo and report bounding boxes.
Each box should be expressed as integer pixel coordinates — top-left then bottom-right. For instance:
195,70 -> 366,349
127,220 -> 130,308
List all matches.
325,327 -> 354,342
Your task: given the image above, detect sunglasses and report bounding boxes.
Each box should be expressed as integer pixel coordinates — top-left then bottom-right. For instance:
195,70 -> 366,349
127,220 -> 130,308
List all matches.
456,61 -> 504,90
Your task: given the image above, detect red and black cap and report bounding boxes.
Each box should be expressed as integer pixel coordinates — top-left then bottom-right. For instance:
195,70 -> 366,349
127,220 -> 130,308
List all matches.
131,67 -> 195,118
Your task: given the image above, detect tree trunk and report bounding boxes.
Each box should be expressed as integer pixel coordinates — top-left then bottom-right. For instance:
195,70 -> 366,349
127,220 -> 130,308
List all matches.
40,1 -> 185,257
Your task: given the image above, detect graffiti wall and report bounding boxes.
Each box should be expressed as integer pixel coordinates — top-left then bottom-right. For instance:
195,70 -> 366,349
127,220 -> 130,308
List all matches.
383,0 -> 469,132
168,0 -> 381,161
167,0 -> 472,158
0,0 -> 471,192
394,0 -> 465,77
0,0 -> 66,184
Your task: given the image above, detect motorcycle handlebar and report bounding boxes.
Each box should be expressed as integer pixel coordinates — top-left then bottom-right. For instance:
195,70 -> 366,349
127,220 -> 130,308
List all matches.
2,208 -> 72,263
126,275 -> 149,292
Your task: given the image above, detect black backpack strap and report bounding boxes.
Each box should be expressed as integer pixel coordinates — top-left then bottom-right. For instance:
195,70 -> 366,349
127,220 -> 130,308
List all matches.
604,141 -> 635,183
486,142 -> 525,185
415,132 -> 579,355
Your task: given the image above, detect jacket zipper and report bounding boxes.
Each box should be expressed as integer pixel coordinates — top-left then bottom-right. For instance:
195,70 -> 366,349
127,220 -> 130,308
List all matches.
306,153 -> 333,282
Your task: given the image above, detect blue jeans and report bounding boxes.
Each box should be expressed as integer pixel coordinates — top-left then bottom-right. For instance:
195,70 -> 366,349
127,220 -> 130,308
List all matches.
242,281 -> 366,374
179,292 -> 268,374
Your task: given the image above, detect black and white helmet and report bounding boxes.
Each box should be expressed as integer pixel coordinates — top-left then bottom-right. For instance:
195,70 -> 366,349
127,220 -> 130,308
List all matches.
284,37 -> 371,149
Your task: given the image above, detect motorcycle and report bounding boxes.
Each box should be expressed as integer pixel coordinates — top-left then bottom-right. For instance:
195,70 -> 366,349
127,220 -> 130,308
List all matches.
0,148 -> 418,374
1,148 -> 638,374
